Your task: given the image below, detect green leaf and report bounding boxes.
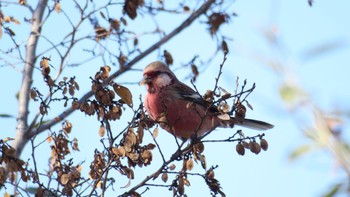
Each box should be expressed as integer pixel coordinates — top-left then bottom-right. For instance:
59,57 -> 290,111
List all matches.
289,144 -> 314,161
0,114 -> 14,118
323,183 -> 342,197
279,84 -> 307,105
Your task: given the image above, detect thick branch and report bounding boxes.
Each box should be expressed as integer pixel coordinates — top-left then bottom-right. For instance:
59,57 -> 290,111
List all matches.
12,0 -> 49,158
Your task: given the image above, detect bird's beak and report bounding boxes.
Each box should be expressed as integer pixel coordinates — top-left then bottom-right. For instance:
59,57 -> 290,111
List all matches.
139,75 -> 152,86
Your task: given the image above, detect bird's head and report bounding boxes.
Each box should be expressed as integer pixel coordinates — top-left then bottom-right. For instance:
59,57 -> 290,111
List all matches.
140,61 -> 177,93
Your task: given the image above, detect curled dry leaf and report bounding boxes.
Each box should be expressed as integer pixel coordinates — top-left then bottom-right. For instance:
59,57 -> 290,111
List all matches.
113,84 -> 133,107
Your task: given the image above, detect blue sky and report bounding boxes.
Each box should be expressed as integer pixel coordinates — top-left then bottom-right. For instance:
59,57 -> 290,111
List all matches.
1,0 -> 350,196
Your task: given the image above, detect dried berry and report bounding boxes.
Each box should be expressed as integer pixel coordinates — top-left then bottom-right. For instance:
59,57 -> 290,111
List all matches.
260,138 -> 269,151
236,143 -> 245,156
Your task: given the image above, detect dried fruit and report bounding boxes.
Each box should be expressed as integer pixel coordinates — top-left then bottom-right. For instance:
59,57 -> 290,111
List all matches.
169,164 -> 176,171
260,138 -> 268,151
249,141 -> 261,154
236,143 -> 245,156
161,173 -> 168,183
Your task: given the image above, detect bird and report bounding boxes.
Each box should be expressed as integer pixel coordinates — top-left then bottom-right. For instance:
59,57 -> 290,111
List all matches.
140,61 -> 274,139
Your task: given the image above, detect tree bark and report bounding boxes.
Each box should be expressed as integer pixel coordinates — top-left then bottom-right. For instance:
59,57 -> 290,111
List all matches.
12,0 -> 48,159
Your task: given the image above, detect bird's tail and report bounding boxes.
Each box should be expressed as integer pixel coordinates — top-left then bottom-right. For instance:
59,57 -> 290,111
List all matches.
234,118 -> 274,131
219,117 -> 274,131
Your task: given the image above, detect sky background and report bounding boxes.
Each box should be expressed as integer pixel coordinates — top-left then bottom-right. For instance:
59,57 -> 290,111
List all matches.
1,0 -> 350,196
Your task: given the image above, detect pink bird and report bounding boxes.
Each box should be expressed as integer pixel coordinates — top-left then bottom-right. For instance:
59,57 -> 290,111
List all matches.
140,61 -> 273,139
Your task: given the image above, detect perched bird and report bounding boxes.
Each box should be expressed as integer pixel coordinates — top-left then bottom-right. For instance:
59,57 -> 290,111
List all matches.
140,61 -> 273,139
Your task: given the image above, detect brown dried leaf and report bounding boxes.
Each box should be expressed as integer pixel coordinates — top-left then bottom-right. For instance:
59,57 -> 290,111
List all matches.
221,40 -> 229,53
183,6 -> 190,12
246,100 -> 253,110
11,17 -> 21,25
30,89 -> 37,100
164,50 -> 173,65
146,143 -> 156,150
133,38 -> 138,46
40,58 -> 49,69
178,176 -> 185,195
68,85 -> 75,96
186,159 -> 194,171
113,84 -> 133,107
124,0 -> 144,20
121,17 -> 127,26
191,64 -> 199,78
137,124 -> 144,144
110,18 -> 120,32
184,178 -> 191,186
99,125 -> 106,137
194,142 -> 205,153
47,136 -> 53,143
60,173 -> 69,185
152,127 -> 159,138
55,2 -> 61,14
217,113 -> 230,120
72,138 -> 79,151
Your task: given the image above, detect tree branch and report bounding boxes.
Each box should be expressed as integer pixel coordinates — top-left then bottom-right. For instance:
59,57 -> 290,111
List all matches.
11,0 -> 49,159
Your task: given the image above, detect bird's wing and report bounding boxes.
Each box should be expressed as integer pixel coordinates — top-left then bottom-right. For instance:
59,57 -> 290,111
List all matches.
168,82 -> 218,112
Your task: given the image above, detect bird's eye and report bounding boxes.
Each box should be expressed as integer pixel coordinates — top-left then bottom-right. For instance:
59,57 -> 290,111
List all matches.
146,71 -> 161,78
